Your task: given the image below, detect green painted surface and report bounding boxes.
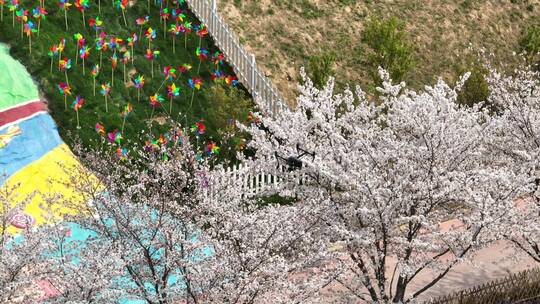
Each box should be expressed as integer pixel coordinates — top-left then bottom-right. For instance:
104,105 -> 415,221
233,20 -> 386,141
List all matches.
0,44 -> 39,111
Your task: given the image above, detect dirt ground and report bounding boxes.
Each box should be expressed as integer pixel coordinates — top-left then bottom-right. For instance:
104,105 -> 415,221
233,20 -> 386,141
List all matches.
217,0 -> 539,104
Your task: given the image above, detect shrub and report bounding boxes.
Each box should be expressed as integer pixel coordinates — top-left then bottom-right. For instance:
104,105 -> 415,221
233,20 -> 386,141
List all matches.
519,24 -> 540,68
361,16 -> 414,84
455,61 -> 492,111
306,51 -> 336,88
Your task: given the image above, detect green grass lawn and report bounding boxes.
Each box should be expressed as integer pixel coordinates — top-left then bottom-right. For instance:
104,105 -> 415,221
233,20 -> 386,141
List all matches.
0,0 -> 253,161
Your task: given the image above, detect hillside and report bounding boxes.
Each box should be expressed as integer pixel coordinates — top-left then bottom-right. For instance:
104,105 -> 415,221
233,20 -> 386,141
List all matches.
218,0 -> 539,102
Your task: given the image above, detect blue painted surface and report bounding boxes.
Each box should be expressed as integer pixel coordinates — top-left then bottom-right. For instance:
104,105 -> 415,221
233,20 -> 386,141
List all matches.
0,113 -> 62,183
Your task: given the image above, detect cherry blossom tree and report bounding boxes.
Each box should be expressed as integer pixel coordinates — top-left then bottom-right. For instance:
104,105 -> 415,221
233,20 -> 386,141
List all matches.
240,68 -> 528,303
0,183 -> 49,303
485,68 -> 540,262
38,130 -> 331,303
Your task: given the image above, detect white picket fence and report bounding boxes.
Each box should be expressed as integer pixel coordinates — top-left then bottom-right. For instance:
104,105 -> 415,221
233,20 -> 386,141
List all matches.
185,0 -> 287,117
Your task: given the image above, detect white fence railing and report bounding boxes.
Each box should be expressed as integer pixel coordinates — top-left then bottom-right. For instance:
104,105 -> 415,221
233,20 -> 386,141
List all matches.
185,0 -> 287,116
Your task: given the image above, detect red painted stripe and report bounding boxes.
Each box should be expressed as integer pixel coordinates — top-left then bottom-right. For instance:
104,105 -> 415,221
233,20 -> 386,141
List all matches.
0,101 -> 47,127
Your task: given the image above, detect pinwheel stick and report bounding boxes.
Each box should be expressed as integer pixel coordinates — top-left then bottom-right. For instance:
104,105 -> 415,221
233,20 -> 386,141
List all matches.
81,10 -> 85,27
169,96 -> 173,114
93,77 -> 96,96
184,34 -> 187,49
172,36 -> 176,54
64,10 -> 68,30
11,10 -> 14,28
197,59 -> 203,74
82,57 -> 85,75
111,67 -> 115,87
104,95 -> 108,112
75,108 -> 80,129
28,35 -> 31,55
122,9 -> 127,27
150,107 -> 154,120
189,89 -> 195,108
65,70 -> 69,85
64,94 -> 67,110
151,60 -> 154,78
137,88 -> 140,102
157,78 -> 167,92
98,0 -> 100,14
37,19 -> 41,37
75,45 -> 79,64
50,57 -> 53,74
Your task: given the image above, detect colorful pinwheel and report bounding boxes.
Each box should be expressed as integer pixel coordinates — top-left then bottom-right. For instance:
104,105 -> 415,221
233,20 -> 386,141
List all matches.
212,51 -> 225,69
144,27 -> 156,48
188,77 -> 202,90
145,48 -> 159,78
205,141 -> 220,155
127,33 -> 137,63
100,82 -> 111,112
57,37 -> 66,57
48,44 -> 58,73
57,82 -> 71,109
15,8 -> 27,37
188,77 -> 202,108
122,50 -> 130,82
195,23 -> 207,47
136,15 -> 149,38
108,129 -> 122,145
88,16 -> 103,37
169,23 -> 182,53
79,46 -> 90,75
160,7 -> 169,38
178,63 -> 192,74
133,74 -> 144,102
211,70 -> 225,83
71,95 -> 84,129
57,0 -> 71,30
167,83 -> 179,113
115,0 -> 128,26
149,93 -> 164,119
116,147 -> 128,161
172,9 -> 185,23
74,0 -> 88,26
7,0 -> 18,28
196,47 -> 208,73
73,33 -> 84,64
163,66 -> 177,81
190,121 -> 206,135
120,103 -> 132,133
110,52 -> 118,86
91,64 -> 99,95
149,93 -> 163,108
95,33 -> 107,66
95,122 -> 105,137
181,21 -> 192,49
31,6 -> 47,36
225,75 -> 239,86
58,57 -> 72,84
23,21 -> 37,54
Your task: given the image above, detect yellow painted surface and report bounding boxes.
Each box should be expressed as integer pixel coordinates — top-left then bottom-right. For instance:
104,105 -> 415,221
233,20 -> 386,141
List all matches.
2,144 -> 90,233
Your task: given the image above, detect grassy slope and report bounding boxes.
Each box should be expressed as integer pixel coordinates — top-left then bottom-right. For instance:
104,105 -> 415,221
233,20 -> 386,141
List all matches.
219,0 -> 539,103
0,0 -> 252,159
